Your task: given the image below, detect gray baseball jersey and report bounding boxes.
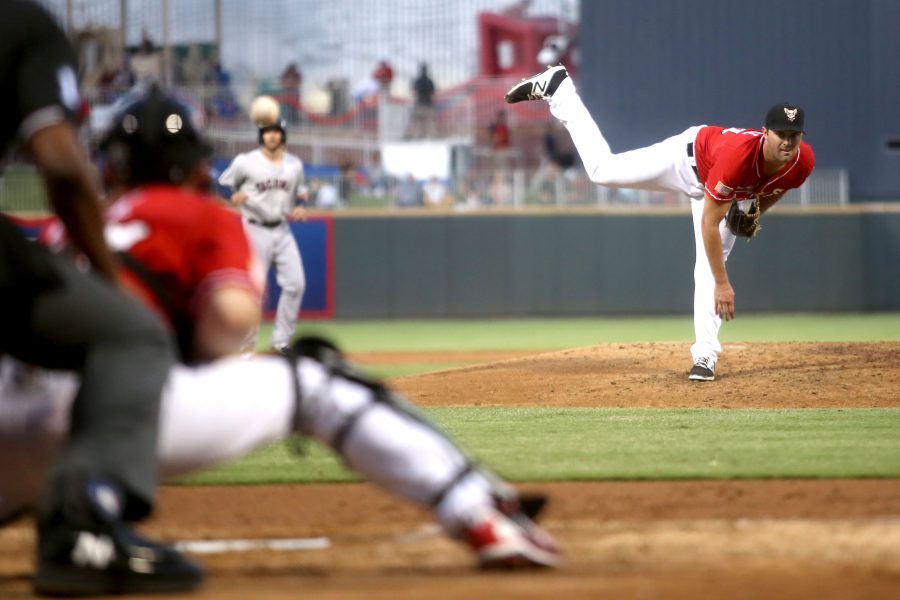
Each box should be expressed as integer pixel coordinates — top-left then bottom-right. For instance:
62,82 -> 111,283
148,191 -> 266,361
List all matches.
218,149 -> 306,223
218,149 -> 307,350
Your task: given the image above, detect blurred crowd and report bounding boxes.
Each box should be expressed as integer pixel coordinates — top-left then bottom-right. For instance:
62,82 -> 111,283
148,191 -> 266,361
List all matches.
78,35 -> 602,211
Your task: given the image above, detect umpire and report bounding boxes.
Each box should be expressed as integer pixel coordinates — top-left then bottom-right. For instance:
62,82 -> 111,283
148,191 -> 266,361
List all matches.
0,1 -> 201,595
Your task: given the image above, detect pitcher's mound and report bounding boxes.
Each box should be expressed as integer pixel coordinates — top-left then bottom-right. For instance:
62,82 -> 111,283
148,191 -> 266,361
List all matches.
393,342 -> 900,409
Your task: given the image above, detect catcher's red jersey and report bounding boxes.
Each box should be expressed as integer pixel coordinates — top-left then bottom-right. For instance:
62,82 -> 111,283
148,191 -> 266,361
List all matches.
103,185 -> 262,330
694,126 -> 815,202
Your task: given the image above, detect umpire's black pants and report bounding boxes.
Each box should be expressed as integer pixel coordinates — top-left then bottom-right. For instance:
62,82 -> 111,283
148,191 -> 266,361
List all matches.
0,217 -> 173,520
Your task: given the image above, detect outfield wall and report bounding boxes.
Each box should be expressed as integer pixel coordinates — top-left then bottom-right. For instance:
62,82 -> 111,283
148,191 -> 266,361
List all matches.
328,208 -> 900,317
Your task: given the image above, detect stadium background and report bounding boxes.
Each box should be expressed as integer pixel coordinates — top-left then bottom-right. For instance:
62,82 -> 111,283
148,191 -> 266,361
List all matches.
3,0 -> 898,318
1,3 -> 899,598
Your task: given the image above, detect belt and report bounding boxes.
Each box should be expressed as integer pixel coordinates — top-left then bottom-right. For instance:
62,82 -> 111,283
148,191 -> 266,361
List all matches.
686,142 -> 701,181
247,218 -> 284,228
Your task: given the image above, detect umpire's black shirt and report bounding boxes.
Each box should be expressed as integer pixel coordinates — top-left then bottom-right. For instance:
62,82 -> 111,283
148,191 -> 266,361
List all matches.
0,0 -> 80,288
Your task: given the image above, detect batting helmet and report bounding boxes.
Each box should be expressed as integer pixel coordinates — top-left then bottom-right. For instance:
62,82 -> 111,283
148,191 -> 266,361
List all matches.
258,120 -> 287,146
100,85 -> 212,186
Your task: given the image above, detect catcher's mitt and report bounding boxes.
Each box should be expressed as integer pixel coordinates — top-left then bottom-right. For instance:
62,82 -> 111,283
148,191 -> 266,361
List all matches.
725,197 -> 762,239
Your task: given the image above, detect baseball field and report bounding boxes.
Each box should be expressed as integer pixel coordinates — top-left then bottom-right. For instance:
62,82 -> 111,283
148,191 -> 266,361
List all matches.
2,313 -> 899,598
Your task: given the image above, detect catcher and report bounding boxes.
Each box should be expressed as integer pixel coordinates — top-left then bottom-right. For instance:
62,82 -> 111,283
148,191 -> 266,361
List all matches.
506,66 -> 815,381
1,87 -> 559,592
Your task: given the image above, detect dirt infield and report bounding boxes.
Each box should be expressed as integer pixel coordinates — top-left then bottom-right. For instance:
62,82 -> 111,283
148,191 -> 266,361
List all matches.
1,342 -> 898,598
392,342 -> 900,408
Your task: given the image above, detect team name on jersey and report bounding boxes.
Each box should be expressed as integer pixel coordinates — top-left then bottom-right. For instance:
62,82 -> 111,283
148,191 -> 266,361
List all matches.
255,179 -> 290,193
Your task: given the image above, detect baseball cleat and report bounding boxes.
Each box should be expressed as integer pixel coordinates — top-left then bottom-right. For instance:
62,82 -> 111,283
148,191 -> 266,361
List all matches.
463,497 -> 560,569
505,65 -> 568,104
688,356 -> 716,381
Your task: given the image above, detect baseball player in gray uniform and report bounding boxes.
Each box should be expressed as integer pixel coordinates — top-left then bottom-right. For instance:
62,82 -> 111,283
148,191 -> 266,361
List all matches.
219,120 -> 307,352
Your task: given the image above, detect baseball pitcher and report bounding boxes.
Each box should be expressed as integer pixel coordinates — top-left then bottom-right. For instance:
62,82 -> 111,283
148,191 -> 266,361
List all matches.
218,120 -> 307,352
507,66 -> 815,381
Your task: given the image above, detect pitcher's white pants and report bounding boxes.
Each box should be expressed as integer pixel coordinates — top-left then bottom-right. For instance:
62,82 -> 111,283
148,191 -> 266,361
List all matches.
689,199 -> 738,363
0,356 -> 495,536
548,77 -> 740,364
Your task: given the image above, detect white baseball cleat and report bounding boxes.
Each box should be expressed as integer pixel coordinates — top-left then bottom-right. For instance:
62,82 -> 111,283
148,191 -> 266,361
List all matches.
505,65 -> 569,104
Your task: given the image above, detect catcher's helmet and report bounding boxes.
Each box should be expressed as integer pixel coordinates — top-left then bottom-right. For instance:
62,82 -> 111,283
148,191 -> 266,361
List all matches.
100,85 -> 212,185
258,120 -> 287,146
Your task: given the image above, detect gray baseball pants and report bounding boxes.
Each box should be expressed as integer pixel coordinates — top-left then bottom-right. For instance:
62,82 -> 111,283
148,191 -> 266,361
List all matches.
0,221 -> 173,520
244,220 -> 306,349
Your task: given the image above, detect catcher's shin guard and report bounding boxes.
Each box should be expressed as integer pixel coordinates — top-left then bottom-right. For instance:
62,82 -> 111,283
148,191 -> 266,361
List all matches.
284,337 -> 559,566
286,337 -> 504,507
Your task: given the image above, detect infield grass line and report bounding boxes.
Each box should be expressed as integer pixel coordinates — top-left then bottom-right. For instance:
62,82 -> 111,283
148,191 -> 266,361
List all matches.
263,313 -> 900,352
174,407 -> 900,485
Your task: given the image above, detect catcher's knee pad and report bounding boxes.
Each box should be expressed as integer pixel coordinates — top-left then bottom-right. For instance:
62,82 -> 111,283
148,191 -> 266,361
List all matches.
290,336 -> 349,370
290,336 -> 387,395
285,336 -> 392,447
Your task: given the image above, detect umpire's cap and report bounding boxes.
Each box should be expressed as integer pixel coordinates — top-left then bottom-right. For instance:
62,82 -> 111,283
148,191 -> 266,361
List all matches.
101,85 -> 212,185
258,120 -> 287,146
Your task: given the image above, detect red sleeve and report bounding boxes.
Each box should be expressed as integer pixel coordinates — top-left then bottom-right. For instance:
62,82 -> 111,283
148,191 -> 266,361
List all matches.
187,204 -> 262,317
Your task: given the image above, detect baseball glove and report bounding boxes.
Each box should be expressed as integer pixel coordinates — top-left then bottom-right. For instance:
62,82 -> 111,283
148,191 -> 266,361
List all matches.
725,197 -> 762,239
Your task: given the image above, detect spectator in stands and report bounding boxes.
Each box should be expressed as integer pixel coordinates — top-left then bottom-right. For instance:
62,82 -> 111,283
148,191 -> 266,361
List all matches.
97,57 -> 136,102
280,62 -> 302,124
337,156 -> 356,204
454,173 -> 484,210
207,61 -> 239,118
131,29 -> 162,82
423,175 -> 450,207
311,179 -> 340,209
114,57 -> 137,89
407,63 -> 438,139
372,60 -> 395,94
396,174 -> 423,207
326,78 -> 350,117
488,169 -> 514,206
488,109 -> 512,169
280,62 -> 302,96
367,151 -> 390,198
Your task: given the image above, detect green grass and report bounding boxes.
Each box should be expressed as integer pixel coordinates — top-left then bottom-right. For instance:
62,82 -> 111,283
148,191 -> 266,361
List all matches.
181,315 -> 900,486
365,362 -> 476,378
267,313 -> 900,353
176,407 -> 900,485
257,313 -> 900,377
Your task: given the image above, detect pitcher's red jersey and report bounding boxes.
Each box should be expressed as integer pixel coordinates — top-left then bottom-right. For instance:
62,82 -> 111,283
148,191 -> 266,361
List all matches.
694,126 -> 815,202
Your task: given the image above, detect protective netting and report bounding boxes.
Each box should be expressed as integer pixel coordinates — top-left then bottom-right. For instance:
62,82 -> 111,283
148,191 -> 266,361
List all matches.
38,0 -> 577,105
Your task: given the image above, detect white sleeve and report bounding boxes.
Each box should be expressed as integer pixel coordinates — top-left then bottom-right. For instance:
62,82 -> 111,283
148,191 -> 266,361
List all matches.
218,154 -> 245,190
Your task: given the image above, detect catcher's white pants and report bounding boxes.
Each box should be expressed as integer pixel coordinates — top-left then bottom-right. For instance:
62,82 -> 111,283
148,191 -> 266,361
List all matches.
549,77 -> 739,364
0,356 -> 494,536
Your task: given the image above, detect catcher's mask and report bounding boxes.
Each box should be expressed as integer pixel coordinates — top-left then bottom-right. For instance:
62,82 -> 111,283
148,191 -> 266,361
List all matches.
258,120 -> 287,146
100,85 -> 212,186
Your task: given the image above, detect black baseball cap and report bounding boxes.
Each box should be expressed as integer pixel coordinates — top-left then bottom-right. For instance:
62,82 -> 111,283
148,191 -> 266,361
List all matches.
765,103 -> 805,132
